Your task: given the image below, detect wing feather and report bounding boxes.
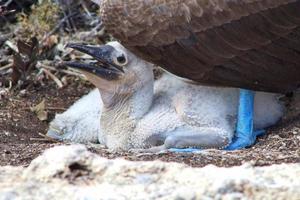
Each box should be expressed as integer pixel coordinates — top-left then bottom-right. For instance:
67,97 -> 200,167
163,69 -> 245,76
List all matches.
100,0 -> 300,92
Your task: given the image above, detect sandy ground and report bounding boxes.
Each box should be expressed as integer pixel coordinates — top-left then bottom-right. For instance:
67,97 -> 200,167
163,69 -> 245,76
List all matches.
1,80 -> 300,167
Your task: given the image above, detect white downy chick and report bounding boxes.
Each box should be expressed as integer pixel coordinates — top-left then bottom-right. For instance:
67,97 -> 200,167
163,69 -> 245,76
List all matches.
47,42 -> 284,151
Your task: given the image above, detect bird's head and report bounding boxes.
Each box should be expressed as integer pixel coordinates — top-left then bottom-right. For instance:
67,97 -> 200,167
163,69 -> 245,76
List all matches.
65,42 -> 154,107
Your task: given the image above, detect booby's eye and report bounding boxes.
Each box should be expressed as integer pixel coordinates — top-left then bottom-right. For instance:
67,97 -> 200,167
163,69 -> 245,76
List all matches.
114,54 -> 127,66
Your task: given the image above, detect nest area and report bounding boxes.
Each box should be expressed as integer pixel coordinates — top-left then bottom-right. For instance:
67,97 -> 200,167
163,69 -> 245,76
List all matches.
0,1 -> 300,168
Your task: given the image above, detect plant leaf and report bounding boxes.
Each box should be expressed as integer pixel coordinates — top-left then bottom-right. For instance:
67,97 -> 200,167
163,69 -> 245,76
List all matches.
31,100 -> 48,121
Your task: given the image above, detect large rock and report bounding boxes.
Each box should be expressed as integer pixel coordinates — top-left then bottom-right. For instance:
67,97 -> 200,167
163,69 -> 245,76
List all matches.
0,145 -> 299,200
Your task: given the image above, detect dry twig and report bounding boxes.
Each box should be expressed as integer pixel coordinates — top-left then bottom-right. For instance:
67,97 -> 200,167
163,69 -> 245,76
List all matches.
4,40 -> 18,53
0,63 -> 13,71
42,12 -> 78,44
29,133 -> 61,143
37,62 -> 85,78
41,68 -> 64,88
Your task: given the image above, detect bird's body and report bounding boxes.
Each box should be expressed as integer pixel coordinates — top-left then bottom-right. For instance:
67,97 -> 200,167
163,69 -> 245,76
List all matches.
98,0 -> 300,93
47,89 -> 102,143
48,42 -> 284,151
49,0 -> 300,151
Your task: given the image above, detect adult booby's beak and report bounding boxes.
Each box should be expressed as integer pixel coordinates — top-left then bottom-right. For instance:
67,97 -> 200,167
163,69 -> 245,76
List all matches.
65,44 -> 124,80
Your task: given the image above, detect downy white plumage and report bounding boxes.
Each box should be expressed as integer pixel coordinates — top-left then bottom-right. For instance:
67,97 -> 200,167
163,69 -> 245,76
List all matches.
47,42 -> 284,151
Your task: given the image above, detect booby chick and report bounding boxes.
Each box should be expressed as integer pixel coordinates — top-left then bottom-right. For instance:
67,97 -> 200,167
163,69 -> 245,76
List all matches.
47,42 -> 284,152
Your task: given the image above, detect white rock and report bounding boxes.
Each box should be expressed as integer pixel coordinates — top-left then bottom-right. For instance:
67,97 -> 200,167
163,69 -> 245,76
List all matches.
0,145 -> 299,200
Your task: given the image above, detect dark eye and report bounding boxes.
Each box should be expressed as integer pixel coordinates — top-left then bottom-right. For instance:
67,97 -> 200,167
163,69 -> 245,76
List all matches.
114,54 -> 127,65
117,55 -> 126,63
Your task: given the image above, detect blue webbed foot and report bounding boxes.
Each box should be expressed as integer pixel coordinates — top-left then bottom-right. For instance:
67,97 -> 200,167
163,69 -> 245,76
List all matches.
225,89 -> 265,150
225,130 -> 265,150
168,148 -> 201,153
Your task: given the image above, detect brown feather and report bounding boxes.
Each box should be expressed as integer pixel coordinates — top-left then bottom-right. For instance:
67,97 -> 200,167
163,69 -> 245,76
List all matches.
100,0 -> 300,93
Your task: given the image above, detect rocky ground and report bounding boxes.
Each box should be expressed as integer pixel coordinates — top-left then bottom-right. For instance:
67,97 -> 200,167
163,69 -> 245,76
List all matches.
1,145 -> 300,200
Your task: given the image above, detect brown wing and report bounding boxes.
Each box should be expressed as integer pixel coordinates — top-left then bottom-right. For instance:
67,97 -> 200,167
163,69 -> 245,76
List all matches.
100,0 -> 300,93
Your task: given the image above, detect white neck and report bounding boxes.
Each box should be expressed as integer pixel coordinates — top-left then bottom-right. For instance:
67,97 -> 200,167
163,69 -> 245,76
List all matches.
99,76 -> 154,150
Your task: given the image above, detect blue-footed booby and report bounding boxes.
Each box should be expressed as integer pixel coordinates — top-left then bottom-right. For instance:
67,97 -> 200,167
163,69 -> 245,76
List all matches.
94,0 -> 300,150
47,42 -> 284,152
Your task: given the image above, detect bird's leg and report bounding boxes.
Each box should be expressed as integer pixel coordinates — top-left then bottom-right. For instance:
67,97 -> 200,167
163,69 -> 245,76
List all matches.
130,127 -> 231,153
131,127 -> 231,154
225,89 -> 265,150
163,127 -> 230,153
128,133 -> 168,154
129,145 -> 167,154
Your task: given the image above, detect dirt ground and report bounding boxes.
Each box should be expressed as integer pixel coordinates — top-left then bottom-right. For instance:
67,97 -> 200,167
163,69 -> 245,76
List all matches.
2,0 -> 298,169
1,80 -> 300,168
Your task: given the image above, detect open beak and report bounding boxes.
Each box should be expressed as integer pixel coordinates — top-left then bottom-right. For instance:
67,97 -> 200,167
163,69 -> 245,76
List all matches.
65,44 -> 124,80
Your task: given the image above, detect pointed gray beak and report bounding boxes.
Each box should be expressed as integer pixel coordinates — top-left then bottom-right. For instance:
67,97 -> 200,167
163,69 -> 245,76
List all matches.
65,44 -> 124,80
